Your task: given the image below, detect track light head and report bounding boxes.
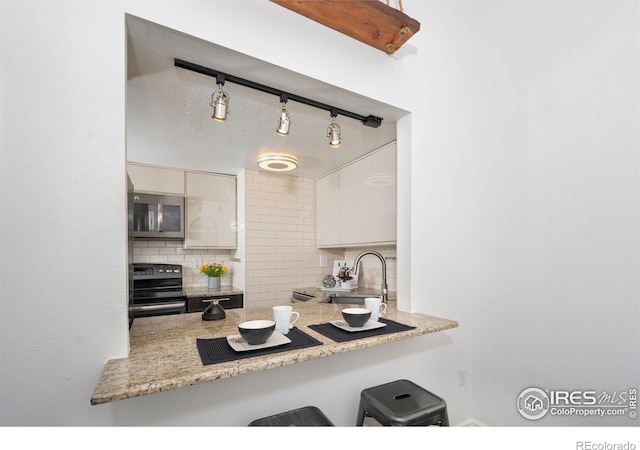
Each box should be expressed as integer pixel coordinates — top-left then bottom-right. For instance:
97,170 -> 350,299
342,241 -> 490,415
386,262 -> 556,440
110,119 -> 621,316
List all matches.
327,110 -> 342,148
276,100 -> 291,136
327,121 -> 342,148
210,84 -> 229,122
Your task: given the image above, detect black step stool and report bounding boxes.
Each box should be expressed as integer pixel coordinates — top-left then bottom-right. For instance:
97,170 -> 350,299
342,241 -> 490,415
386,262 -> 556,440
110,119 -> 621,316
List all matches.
356,379 -> 449,426
249,406 -> 334,426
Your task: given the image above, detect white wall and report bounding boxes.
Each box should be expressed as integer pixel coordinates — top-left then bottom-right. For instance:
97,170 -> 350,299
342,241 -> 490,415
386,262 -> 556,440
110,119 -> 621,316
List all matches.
0,0 -> 473,428
403,0 -> 476,425
2,0 -> 636,433
1,0 -> 128,426
470,1 -> 640,426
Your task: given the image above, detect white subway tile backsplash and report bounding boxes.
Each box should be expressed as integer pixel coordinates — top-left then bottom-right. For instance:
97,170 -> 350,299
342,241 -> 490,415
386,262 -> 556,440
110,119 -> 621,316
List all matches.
242,169 -> 327,307
132,239 -> 236,289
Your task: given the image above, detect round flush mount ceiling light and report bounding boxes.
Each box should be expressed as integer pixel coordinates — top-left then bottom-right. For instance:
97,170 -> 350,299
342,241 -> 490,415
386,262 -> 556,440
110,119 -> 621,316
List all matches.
257,154 -> 298,172
365,173 -> 396,186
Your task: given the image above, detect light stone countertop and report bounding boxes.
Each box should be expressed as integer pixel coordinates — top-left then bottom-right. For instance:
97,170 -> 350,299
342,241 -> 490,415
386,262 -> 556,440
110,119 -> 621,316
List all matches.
90,301 -> 458,405
184,287 -> 244,298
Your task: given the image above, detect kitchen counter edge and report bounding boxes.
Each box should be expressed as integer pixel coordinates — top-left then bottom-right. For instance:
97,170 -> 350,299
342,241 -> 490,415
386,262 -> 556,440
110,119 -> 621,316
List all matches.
91,301 -> 457,406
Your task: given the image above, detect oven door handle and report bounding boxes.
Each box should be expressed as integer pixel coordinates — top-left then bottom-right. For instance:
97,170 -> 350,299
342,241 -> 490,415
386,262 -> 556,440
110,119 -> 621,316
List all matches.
131,302 -> 185,312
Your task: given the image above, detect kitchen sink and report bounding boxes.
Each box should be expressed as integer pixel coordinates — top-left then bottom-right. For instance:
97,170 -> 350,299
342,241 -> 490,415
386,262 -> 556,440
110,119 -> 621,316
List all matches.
327,293 -> 377,305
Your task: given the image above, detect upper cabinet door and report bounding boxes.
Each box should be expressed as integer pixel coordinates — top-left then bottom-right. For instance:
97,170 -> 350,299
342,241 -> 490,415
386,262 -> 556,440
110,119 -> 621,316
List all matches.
339,156 -> 374,245
316,142 -> 396,248
372,143 -> 396,243
317,171 -> 341,247
127,163 -> 185,195
184,171 -> 237,249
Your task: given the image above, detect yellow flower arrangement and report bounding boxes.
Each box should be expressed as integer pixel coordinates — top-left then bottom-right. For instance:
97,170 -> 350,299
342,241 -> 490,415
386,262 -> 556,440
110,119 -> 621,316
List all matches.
200,262 -> 227,278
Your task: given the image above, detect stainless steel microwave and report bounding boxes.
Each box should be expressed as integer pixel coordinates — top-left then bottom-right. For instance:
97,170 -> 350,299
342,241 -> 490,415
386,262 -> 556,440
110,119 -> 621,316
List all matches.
132,193 -> 185,240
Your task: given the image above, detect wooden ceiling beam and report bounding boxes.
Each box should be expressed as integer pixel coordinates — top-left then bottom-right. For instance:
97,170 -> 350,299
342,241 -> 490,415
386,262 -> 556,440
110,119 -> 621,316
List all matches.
271,0 -> 420,54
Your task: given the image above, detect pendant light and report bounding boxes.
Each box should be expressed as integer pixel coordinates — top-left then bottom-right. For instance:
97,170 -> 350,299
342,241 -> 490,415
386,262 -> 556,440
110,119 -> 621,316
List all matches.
276,94 -> 291,136
327,109 -> 342,148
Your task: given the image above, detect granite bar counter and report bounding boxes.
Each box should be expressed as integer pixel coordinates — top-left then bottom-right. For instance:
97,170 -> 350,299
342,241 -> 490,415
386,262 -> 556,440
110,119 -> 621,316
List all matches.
91,301 -> 457,405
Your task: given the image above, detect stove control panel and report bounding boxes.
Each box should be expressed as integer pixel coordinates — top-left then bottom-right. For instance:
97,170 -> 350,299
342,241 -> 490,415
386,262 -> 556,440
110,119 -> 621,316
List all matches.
133,264 -> 183,279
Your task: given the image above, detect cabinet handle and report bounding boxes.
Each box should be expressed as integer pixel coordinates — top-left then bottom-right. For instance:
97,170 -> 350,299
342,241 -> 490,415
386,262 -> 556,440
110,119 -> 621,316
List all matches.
201,297 -> 231,303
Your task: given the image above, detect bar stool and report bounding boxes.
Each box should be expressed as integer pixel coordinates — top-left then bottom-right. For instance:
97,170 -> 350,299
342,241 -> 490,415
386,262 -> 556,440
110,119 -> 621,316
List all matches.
356,379 -> 449,426
248,406 -> 334,426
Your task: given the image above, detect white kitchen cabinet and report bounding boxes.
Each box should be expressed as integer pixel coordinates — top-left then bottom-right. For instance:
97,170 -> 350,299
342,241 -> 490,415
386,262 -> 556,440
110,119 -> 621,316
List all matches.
127,163 -> 185,195
317,170 -> 341,247
184,171 -> 237,249
317,142 -> 396,248
371,143 -> 396,243
339,155 -> 374,245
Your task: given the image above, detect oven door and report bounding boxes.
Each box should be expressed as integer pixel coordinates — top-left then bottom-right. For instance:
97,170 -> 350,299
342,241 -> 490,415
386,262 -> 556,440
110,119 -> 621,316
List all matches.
130,289 -> 187,319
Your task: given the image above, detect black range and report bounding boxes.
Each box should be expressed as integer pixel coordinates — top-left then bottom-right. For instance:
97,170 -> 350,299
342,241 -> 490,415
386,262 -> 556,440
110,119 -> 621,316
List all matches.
129,263 -> 187,326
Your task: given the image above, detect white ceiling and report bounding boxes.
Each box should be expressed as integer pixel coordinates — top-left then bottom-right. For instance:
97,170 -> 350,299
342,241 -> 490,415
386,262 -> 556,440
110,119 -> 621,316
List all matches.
125,15 -> 406,179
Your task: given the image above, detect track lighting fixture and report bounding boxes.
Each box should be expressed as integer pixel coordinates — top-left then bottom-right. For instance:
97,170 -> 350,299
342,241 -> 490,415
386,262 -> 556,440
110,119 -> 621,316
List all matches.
175,59 -> 383,152
210,75 -> 229,122
276,94 -> 291,136
175,59 -> 383,129
327,110 -> 342,148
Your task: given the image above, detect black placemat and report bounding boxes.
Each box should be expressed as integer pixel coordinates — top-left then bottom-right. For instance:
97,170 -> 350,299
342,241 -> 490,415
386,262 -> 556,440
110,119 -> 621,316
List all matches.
308,318 -> 416,343
197,327 -> 323,365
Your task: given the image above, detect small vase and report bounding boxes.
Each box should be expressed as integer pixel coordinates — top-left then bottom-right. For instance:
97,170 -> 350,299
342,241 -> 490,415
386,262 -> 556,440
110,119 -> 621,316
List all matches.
341,280 -> 352,289
207,276 -> 221,289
